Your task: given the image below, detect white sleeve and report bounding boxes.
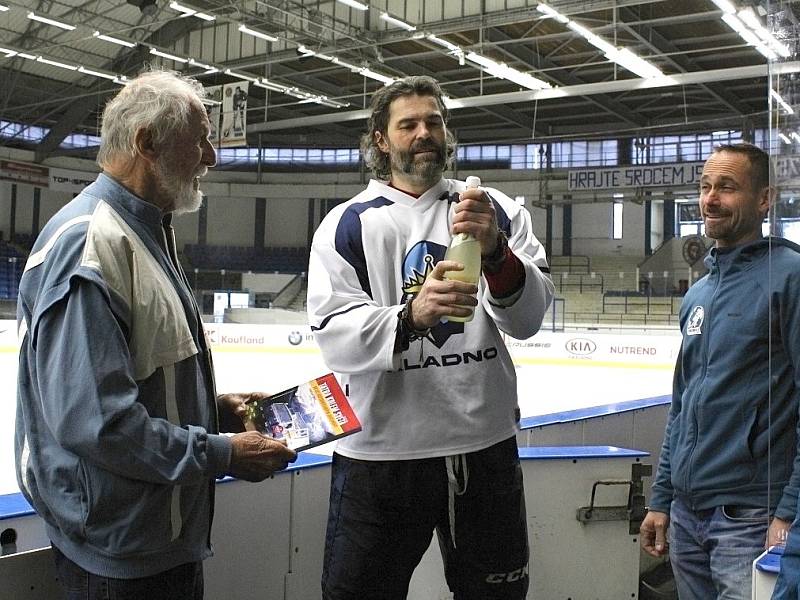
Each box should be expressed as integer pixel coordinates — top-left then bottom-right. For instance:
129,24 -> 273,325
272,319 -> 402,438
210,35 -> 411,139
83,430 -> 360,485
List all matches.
482,188 -> 555,340
306,206 -> 400,374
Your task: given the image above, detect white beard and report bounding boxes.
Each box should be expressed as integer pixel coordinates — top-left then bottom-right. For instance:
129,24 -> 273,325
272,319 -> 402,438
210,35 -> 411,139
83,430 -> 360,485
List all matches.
155,157 -> 205,214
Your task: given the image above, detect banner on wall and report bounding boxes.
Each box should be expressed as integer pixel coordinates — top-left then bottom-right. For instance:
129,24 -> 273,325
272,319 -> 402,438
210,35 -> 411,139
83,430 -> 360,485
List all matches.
504,330 -> 681,368
49,167 -> 96,193
220,81 -> 248,148
205,85 -> 223,147
0,160 -> 49,187
567,162 -> 704,191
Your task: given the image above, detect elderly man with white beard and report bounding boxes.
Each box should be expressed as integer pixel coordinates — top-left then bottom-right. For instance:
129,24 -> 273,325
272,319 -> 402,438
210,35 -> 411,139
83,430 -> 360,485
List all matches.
14,69 -> 295,600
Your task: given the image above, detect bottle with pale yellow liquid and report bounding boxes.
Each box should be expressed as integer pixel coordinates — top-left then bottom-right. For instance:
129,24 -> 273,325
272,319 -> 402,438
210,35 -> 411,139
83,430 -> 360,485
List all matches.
443,176 -> 483,322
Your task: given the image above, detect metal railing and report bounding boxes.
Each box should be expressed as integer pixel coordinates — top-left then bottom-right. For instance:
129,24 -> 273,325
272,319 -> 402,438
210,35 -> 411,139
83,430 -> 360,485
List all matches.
554,272 -> 604,293
550,255 -> 590,274
602,291 -> 682,315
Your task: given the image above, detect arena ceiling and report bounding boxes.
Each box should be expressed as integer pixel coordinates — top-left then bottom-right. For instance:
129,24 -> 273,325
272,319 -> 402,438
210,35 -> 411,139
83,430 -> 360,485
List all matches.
0,0 -> 797,160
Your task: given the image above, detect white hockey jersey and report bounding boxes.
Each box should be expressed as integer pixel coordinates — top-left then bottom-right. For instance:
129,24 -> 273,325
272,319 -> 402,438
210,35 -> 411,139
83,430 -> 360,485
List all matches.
307,178 -> 554,460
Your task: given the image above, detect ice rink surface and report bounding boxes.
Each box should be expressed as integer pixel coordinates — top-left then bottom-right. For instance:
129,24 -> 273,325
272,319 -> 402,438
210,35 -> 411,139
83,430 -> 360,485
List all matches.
0,320 -> 680,496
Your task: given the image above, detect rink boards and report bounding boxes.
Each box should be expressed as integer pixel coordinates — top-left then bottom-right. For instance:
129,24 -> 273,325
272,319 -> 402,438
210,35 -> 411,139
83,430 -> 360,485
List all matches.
0,319 -> 680,496
0,320 -> 681,599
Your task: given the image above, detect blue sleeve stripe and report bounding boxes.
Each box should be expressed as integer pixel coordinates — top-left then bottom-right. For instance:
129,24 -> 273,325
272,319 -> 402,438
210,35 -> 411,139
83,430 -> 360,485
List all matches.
487,193 -> 512,237
311,302 -> 370,331
334,197 -> 393,299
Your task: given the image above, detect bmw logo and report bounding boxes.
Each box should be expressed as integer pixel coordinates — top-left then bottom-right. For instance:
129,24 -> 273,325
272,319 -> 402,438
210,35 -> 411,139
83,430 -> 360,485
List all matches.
288,331 -> 303,346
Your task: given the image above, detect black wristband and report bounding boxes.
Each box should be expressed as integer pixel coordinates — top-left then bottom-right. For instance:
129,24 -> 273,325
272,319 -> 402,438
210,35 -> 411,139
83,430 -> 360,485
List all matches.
401,297 -> 430,338
394,297 -> 430,353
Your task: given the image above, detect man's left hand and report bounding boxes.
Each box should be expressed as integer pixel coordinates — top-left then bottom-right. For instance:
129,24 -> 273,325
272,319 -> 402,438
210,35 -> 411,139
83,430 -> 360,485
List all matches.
217,392 -> 270,421
451,187 -> 499,256
767,516 -> 791,549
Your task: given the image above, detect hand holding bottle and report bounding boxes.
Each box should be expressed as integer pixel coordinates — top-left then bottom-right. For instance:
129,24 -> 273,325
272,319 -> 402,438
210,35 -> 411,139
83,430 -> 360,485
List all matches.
449,176 -> 501,257
444,176 -> 495,322
408,261 -> 479,328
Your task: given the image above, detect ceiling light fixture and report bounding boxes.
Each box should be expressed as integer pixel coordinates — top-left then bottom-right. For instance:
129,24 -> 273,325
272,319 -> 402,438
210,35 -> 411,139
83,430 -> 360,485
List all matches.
299,96 -> 350,108
36,56 -> 78,70
567,22 -> 618,55
331,56 -> 360,71
717,3 -> 790,60
168,1 -> 215,20
561,18 -> 664,78
770,89 -> 795,115
779,133 -> 792,144
336,0 -> 369,10
27,12 -> 76,31
606,47 -> 664,78
380,12 -> 416,31
149,48 -> 189,63
359,68 -> 395,85
3,49 -> 37,60
238,24 -> 278,42
93,31 -> 137,48
536,3 -> 569,24
709,0 -> 737,14
426,35 -> 465,64
466,52 -> 551,90
224,69 -> 258,82
78,66 -> 118,80
427,35 -> 461,54
188,58 -> 217,72
254,79 -> 288,92
297,45 -> 335,61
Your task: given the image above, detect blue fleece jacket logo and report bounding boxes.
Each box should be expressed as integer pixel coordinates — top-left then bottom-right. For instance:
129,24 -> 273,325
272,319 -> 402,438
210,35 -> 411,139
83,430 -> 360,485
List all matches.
687,305 -> 704,336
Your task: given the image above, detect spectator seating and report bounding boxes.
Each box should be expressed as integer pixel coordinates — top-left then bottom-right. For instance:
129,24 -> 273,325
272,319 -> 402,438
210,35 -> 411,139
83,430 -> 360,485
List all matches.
0,242 -> 25,300
184,244 -> 309,274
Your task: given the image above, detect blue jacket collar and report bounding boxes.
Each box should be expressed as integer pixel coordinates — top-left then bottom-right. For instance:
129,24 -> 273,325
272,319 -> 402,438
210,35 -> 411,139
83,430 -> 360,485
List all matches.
90,172 -> 165,228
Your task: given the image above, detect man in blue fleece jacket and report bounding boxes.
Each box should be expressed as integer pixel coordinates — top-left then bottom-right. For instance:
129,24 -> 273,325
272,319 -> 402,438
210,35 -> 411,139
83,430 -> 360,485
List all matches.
15,69 -> 296,599
639,143 -> 800,599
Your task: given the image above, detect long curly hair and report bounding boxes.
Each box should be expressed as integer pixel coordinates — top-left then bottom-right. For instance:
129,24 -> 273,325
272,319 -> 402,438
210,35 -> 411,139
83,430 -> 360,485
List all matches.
360,76 -> 457,180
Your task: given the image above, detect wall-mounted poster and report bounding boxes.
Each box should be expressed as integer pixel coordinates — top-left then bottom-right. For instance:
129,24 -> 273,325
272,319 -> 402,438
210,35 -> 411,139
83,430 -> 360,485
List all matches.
205,85 -> 223,147
220,82 -> 248,148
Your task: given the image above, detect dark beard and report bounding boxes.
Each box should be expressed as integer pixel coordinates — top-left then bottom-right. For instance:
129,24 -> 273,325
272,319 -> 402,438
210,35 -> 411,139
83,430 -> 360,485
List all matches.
391,139 -> 446,183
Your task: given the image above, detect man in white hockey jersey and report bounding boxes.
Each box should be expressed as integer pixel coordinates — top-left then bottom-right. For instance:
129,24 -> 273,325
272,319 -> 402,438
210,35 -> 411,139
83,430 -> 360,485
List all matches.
307,76 -> 555,600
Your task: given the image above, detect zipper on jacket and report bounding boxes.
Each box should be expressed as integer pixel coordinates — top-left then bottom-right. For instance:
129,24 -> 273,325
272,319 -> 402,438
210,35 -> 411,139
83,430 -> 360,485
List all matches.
160,222 -> 219,550
161,223 -> 219,429
682,256 -> 721,497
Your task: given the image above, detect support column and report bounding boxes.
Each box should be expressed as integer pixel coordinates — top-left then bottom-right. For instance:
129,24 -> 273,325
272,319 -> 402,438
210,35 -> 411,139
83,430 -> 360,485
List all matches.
197,197 -> 208,245
32,187 -> 41,240
9,184 -> 17,242
663,192 -> 675,243
545,203 -> 553,260
306,198 -> 316,253
254,198 -> 266,248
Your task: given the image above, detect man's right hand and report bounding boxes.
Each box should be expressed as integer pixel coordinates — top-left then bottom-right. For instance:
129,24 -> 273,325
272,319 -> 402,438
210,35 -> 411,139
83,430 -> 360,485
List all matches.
640,510 -> 670,557
411,260 -> 479,328
227,431 -> 297,482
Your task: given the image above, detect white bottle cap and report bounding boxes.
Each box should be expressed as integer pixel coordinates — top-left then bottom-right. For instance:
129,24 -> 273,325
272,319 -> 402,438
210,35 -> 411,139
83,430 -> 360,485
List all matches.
465,176 -> 481,189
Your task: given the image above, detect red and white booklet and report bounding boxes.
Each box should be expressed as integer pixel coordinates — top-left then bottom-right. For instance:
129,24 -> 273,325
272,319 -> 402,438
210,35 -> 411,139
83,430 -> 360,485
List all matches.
243,373 -> 361,451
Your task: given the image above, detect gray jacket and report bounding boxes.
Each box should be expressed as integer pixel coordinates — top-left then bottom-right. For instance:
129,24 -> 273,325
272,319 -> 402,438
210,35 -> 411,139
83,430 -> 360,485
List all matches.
15,173 -> 231,578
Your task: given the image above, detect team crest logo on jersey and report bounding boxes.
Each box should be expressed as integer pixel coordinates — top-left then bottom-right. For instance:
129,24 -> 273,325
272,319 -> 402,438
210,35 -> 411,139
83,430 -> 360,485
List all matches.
402,240 -> 464,348
687,305 -> 704,336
